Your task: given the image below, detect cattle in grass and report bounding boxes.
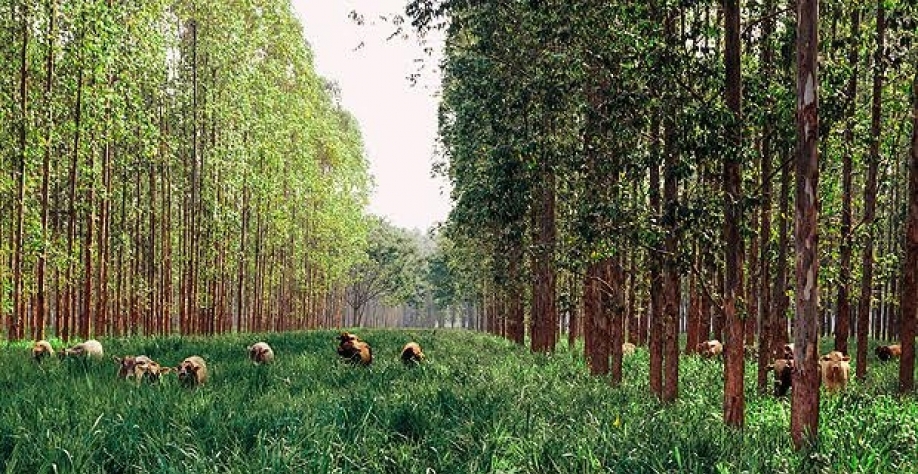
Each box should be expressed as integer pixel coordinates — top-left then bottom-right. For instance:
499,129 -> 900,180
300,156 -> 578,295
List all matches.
59,339 -> 104,360
337,333 -> 372,366
697,339 -> 723,359
31,340 -> 54,363
115,355 -> 171,383
176,356 -> 208,388
400,342 -> 424,365
875,344 -> 901,362
767,358 -> 795,397
818,351 -> 851,393
248,342 -> 275,365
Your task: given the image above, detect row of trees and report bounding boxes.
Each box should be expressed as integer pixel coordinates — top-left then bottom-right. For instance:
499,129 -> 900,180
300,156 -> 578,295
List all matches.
0,0 -> 371,340
406,0 -> 917,448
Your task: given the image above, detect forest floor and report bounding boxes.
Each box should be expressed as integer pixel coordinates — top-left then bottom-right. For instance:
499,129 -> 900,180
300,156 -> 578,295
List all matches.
0,329 -> 915,473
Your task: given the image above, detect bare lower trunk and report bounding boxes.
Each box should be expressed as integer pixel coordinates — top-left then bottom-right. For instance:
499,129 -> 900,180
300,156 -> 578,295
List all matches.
791,0 -> 821,449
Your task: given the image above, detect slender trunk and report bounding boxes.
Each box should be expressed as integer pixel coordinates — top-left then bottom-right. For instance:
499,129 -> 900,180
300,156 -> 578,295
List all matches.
836,8 -> 860,354
35,0 -> 57,340
756,0 -> 776,394
530,164 -> 557,353
11,2 -> 30,341
899,71 -> 918,394
662,119 -> 680,403
791,0 -> 821,449
649,115 -> 664,399
723,0 -> 744,428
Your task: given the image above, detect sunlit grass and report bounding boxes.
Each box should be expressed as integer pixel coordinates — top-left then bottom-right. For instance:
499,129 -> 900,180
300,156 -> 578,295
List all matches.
0,330 -> 915,473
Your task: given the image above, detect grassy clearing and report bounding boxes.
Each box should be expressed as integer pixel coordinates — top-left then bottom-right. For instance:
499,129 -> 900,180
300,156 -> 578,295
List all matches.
0,330 -> 916,473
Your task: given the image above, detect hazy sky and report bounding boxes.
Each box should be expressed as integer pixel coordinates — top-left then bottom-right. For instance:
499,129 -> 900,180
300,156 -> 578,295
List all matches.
292,0 -> 449,232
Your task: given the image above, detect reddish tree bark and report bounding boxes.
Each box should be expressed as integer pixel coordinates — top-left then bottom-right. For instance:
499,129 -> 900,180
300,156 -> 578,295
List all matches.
900,71 -> 918,394
791,0 -> 822,449
857,0 -> 885,380
836,7 -> 860,354
723,0 -> 745,428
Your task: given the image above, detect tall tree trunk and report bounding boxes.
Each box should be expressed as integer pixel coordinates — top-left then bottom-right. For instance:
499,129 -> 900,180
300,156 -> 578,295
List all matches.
530,164 -> 557,353
836,6 -> 860,354
649,115 -> 664,399
662,120 -> 680,403
899,71 -> 918,394
507,248 -> 525,344
35,0 -> 56,341
857,0 -> 884,380
756,0 -> 776,393
584,261 -> 606,375
791,0 -> 821,449
11,2 -> 29,341
723,0 -> 744,428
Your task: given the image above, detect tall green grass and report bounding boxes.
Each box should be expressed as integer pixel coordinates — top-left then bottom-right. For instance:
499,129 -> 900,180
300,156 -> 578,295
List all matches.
0,330 -> 915,473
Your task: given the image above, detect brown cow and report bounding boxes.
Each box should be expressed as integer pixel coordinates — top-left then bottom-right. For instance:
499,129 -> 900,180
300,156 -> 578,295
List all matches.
31,340 -> 55,363
176,356 -> 208,388
59,339 -> 104,360
818,351 -> 851,393
622,342 -> 637,356
337,333 -> 372,366
248,342 -> 275,365
767,358 -> 795,397
697,340 -> 723,358
400,342 -> 424,365
875,344 -> 901,362
115,355 -> 171,383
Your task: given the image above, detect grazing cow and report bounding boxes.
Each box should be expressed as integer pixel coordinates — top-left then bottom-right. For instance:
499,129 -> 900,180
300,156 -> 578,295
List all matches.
622,342 -> 637,356
400,342 -> 425,365
337,334 -> 372,366
248,342 -> 275,365
59,339 -> 104,360
767,358 -> 795,397
31,340 -> 55,363
176,356 -> 208,388
134,357 -> 172,383
875,344 -> 901,362
115,355 -> 171,383
818,351 -> 851,393
697,340 -> 723,358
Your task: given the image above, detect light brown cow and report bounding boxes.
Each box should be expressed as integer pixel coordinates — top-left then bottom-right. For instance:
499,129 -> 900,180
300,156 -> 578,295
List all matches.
337,333 -> 372,366
818,351 -> 851,393
622,342 -> 637,356
176,356 -> 208,388
59,339 -> 104,360
875,344 -> 901,362
31,340 -> 55,363
697,340 -> 723,358
400,342 -> 424,365
115,355 -> 171,383
248,342 -> 275,365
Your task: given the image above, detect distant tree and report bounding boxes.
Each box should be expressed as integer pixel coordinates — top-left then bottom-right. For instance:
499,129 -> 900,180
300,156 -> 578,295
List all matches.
346,218 -> 423,326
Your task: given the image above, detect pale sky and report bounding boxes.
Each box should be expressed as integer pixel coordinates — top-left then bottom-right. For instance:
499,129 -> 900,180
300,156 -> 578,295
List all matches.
293,0 -> 450,232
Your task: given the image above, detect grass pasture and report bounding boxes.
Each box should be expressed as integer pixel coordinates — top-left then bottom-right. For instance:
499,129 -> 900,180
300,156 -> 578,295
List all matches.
1,330 -> 916,473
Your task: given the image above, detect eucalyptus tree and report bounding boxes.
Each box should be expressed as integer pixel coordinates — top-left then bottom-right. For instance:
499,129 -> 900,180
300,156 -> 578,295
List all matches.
791,0 -> 822,450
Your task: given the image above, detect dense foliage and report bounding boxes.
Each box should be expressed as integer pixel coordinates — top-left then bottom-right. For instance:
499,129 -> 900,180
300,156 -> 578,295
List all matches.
0,0 -> 371,340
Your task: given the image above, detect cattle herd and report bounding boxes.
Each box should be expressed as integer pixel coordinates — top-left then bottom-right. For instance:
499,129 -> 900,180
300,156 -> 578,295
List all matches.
28,332 -> 901,396
27,332 -> 426,387
694,338 -> 902,396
